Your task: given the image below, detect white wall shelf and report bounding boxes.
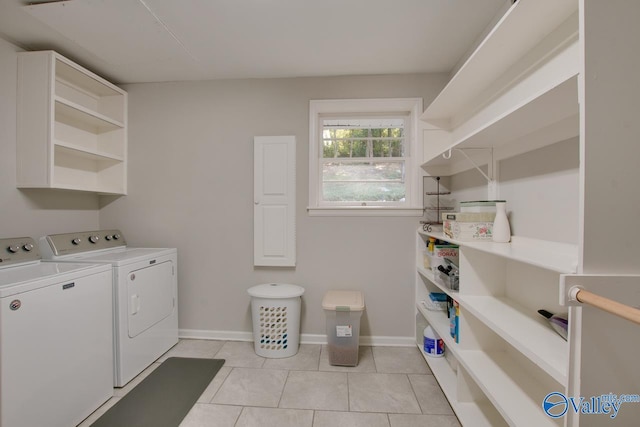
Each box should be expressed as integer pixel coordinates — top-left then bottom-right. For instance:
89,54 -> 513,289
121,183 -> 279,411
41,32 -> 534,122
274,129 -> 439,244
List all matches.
55,96 -> 125,132
459,350 -> 560,427
416,227 -> 569,426
416,1 -> 640,425
54,141 -> 124,163
421,0 -> 579,176
419,230 -> 578,274
17,50 -> 127,195
460,295 -> 567,384
422,0 -> 578,126
417,265 -> 458,298
419,252 -> 568,383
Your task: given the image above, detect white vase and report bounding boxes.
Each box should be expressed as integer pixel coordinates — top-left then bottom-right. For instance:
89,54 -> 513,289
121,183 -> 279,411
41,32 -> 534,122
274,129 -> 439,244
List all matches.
492,201 -> 511,243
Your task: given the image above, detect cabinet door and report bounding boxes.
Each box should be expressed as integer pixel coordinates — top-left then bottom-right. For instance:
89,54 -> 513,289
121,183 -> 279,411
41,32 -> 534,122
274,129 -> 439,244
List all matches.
254,136 -> 296,267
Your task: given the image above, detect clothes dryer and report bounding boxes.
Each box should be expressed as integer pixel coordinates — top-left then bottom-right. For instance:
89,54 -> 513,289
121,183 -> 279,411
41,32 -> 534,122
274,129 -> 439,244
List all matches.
0,237 -> 113,427
39,230 -> 178,387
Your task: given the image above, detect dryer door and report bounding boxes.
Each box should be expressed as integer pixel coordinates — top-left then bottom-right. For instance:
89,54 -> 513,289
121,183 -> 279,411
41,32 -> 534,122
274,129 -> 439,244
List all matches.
127,261 -> 174,338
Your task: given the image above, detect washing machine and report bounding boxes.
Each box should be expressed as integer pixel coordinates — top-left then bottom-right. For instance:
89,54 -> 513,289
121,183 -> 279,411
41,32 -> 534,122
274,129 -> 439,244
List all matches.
39,230 -> 178,387
0,237 -> 113,427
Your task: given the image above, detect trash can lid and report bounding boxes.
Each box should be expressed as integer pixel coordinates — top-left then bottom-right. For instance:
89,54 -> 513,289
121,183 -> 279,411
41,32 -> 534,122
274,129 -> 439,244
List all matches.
247,283 -> 305,298
322,290 -> 365,311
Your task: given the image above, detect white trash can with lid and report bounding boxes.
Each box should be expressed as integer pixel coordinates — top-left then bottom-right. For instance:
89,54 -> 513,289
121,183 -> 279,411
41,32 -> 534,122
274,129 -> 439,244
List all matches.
322,290 -> 365,366
247,283 -> 305,358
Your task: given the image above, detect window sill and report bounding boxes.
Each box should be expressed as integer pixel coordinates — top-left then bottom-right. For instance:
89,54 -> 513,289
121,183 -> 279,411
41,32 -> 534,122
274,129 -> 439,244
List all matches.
307,206 -> 424,217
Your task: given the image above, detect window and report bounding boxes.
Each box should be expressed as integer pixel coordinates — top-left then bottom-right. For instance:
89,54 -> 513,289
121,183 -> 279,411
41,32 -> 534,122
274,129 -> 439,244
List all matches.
308,98 -> 423,216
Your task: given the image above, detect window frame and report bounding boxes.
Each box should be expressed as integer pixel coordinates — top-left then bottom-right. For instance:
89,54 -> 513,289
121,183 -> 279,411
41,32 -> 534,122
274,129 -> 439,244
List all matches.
308,98 -> 423,217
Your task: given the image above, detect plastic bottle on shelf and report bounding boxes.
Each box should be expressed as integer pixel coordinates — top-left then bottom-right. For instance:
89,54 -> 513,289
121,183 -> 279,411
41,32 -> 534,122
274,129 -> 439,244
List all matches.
449,300 -> 459,343
423,325 -> 444,357
428,237 -> 436,253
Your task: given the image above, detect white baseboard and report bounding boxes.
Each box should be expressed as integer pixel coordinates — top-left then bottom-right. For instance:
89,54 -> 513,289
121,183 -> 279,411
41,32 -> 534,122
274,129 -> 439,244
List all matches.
179,329 -> 253,342
179,329 -> 415,347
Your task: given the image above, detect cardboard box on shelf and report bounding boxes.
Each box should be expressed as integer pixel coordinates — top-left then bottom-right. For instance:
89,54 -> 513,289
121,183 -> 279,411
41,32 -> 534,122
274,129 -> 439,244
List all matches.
427,244 -> 459,274
442,212 -> 495,241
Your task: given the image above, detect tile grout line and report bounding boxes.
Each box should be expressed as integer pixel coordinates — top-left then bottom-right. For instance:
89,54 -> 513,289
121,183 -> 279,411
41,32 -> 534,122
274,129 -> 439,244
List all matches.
275,369 -> 291,409
346,370 -> 351,412
370,346 -> 378,373
405,372 -> 425,415
232,405 -> 245,427
206,366 -> 233,404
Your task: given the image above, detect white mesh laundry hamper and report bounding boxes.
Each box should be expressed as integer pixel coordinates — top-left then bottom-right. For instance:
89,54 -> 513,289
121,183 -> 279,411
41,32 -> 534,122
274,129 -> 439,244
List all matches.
247,283 -> 305,358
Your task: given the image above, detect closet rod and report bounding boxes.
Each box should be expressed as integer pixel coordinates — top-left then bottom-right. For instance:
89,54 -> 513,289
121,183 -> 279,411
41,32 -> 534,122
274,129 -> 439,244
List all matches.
570,287 -> 640,325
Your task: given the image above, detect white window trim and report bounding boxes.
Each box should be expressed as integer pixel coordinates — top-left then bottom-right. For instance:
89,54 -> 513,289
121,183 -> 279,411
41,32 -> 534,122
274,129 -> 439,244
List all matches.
308,98 -> 423,217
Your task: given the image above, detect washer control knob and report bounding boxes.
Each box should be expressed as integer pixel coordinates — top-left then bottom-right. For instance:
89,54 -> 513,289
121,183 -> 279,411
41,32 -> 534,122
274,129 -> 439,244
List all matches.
113,234 -> 121,240
105,235 -> 112,241
22,243 -> 34,252
7,245 -> 20,253
89,235 -> 100,244
72,238 -> 81,245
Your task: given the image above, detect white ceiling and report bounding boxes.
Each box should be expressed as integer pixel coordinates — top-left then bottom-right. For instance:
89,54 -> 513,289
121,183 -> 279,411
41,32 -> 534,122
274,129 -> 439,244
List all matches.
0,0 -> 509,85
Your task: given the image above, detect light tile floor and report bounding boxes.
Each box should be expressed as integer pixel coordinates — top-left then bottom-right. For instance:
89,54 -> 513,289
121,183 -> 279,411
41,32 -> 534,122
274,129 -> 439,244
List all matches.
78,339 -> 460,427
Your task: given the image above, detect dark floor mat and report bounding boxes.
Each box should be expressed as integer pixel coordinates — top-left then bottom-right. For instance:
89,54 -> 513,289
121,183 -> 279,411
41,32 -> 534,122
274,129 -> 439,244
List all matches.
91,357 -> 225,427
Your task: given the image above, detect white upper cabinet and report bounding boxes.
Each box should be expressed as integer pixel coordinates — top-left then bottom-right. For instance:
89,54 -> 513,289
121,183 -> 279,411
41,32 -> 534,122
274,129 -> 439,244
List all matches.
421,0 -> 579,177
17,50 -> 127,195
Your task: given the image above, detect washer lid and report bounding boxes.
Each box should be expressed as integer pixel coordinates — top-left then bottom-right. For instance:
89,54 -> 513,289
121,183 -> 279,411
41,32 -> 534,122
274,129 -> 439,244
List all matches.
0,262 -> 110,298
73,247 -> 176,266
247,283 -> 305,298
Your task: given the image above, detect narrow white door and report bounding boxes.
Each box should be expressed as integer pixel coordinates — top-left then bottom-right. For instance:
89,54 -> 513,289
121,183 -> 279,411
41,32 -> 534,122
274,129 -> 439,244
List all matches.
254,136 -> 296,267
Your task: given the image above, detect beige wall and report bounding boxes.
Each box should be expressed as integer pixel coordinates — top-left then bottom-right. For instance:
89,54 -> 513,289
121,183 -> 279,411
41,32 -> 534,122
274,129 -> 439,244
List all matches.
0,38 -> 99,239
99,74 -> 448,340
1,33 -> 579,341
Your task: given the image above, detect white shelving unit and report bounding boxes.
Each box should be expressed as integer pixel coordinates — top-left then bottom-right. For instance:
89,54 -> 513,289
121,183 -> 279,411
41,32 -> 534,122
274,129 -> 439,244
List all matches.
17,50 -> 127,195
416,230 -> 569,427
415,295 -> 508,427
420,0 -> 579,177
414,1 -> 584,425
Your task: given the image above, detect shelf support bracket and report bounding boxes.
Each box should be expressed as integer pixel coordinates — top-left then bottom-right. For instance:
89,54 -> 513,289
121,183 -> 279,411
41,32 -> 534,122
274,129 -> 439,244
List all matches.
451,148 -> 494,183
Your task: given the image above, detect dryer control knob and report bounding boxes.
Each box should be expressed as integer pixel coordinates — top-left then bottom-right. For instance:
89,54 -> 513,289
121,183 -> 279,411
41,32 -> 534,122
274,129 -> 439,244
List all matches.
113,234 -> 121,240
105,235 -> 112,241
7,245 -> 20,253
22,243 -> 34,252
72,238 -> 81,245
89,235 -> 100,244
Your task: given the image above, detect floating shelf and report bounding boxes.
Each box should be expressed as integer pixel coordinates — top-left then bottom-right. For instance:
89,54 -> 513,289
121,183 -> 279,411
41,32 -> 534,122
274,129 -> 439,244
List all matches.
422,0 -> 578,125
420,230 -> 578,274
420,0 -> 579,177
422,78 -> 579,176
